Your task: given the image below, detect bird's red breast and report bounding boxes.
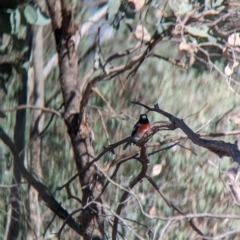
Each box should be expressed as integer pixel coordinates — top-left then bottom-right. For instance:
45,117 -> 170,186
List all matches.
137,122 -> 150,135
123,114 -> 150,150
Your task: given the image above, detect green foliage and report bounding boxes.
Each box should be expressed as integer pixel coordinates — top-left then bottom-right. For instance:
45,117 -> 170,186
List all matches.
0,1 -> 51,98
23,4 -> 38,24
107,0 -> 121,20
186,25 -> 210,38
107,0 -> 136,29
35,7 -> 51,25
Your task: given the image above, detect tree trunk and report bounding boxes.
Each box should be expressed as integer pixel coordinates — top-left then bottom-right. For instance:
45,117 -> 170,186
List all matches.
27,24 -> 44,239
47,0 -> 105,238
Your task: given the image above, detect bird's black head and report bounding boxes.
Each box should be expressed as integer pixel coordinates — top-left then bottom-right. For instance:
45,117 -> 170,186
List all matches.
139,114 -> 149,124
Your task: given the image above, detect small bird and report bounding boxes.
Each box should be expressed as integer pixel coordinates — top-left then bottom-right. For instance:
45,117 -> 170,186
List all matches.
123,114 -> 150,150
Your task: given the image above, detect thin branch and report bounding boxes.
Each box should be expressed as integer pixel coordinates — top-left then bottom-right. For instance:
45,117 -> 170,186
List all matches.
2,105 -> 62,118
133,101 -> 240,204
112,146 -> 149,239
132,101 -> 240,158
145,174 -> 205,238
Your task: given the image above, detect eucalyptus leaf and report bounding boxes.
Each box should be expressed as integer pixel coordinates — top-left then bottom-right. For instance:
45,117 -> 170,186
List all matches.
186,25 -> 209,38
108,0 -> 121,20
35,7 -> 51,25
208,35 -> 217,43
24,4 -> 37,24
10,8 -> 21,34
15,25 -> 27,39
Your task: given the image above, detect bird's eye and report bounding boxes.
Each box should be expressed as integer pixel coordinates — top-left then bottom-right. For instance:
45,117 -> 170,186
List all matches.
141,115 -> 147,119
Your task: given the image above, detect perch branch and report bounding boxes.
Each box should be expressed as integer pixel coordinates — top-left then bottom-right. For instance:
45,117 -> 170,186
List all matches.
133,101 -> 240,204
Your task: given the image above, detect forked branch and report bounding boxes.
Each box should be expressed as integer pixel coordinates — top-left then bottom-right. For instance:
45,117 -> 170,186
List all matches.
132,101 -> 240,204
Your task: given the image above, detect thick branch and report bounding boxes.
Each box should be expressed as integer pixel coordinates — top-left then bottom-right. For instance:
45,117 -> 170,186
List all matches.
133,101 -> 240,159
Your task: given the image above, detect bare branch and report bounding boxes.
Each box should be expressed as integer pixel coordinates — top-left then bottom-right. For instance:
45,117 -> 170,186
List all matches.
112,146 -> 150,239
2,105 -> 62,118
145,174 -> 205,238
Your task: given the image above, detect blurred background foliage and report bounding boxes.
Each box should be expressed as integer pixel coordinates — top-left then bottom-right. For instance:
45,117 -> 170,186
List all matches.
1,0 -> 240,239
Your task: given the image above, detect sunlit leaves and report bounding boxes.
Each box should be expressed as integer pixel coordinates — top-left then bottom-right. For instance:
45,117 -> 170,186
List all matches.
107,0 -> 137,29
108,0 -> 121,20
35,7 -> 51,25
171,0 -> 192,15
186,25 -> 209,38
10,8 -> 21,34
228,32 -> 240,46
24,4 -> 38,24
134,24 -> 151,42
23,4 -> 50,25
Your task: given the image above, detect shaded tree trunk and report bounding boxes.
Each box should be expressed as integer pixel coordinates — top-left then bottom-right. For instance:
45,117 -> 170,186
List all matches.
47,0 -> 105,238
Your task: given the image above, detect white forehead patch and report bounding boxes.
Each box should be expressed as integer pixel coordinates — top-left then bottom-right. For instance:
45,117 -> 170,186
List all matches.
141,115 -> 147,119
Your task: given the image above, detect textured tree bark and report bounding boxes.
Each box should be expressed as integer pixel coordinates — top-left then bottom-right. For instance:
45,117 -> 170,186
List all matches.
47,0 -> 105,238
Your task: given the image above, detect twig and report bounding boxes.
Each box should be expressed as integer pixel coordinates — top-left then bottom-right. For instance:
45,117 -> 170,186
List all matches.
42,209 -> 58,238
2,105 -> 62,118
132,101 -> 240,205
112,146 -> 149,239
145,174 -> 205,238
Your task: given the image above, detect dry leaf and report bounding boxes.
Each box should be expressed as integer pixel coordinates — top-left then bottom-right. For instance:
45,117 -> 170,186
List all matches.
152,164 -> 162,176
149,205 -> 156,216
228,33 -> 240,46
134,24 -> 151,42
224,64 -> 233,76
179,40 -> 198,54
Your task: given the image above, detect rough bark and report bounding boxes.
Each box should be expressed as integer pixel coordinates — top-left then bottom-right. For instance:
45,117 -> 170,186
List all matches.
47,0 -> 105,238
